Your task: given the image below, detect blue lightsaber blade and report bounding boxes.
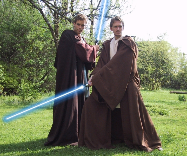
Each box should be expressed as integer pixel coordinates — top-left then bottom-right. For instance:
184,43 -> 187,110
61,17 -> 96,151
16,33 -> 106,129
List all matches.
2,84 -> 87,123
95,0 -> 110,43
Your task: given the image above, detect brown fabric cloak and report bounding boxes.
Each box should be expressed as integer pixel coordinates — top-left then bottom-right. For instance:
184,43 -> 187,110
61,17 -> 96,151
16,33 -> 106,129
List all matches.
44,30 -> 97,146
78,36 -> 161,152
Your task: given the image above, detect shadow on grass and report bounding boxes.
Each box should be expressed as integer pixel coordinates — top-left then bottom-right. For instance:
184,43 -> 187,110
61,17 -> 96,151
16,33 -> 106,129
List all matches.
0,139 -> 46,155
0,139 -> 138,156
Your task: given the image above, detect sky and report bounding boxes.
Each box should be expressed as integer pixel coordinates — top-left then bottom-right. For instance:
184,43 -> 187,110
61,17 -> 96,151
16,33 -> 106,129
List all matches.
122,0 -> 187,54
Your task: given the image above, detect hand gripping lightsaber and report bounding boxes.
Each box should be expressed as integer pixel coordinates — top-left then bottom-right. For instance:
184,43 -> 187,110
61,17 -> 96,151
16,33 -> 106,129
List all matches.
2,84 -> 88,123
95,0 -> 110,43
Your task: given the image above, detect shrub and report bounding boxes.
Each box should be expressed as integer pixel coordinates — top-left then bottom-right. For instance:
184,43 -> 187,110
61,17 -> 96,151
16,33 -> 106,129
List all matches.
178,95 -> 186,102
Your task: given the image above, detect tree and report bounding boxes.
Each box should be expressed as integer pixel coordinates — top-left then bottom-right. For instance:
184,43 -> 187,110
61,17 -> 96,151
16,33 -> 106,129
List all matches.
137,39 -> 178,90
170,54 -> 187,90
20,0 -> 132,48
0,1 -> 58,97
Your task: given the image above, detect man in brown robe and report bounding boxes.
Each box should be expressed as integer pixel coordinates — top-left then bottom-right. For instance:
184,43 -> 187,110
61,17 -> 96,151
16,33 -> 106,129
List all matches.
44,14 -> 99,146
78,16 -> 163,152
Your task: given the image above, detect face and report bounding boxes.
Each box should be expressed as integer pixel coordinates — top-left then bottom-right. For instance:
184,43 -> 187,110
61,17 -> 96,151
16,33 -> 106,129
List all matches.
110,20 -> 124,39
73,20 -> 86,35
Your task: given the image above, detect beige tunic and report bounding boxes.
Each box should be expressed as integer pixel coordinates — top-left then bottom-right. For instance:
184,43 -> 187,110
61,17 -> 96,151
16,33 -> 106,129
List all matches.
110,37 -> 123,108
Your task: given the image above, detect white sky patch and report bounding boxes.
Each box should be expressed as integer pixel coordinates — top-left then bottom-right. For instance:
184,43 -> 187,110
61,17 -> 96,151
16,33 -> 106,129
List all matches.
122,0 -> 187,54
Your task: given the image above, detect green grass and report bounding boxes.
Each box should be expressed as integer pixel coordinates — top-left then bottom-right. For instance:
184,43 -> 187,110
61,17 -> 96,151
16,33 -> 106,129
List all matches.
0,89 -> 187,156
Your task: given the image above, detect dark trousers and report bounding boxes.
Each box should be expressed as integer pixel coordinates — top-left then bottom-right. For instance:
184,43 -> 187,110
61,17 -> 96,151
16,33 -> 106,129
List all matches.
111,108 -> 124,144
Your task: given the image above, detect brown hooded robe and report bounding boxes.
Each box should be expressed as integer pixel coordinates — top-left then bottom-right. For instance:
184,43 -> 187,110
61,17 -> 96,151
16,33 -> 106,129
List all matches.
78,36 -> 161,152
44,30 -> 97,146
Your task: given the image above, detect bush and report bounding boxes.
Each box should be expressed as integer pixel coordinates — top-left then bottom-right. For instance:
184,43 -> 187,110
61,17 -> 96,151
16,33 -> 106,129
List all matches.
0,1 -> 56,97
178,95 -> 186,102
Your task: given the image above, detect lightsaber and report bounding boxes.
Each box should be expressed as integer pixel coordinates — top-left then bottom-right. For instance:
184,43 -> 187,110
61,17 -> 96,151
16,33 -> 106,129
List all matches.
2,84 -> 88,123
95,0 -> 110,43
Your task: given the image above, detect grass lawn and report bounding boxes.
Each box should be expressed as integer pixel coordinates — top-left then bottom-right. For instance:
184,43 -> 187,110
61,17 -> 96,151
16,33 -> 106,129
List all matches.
0,89 -> 187,156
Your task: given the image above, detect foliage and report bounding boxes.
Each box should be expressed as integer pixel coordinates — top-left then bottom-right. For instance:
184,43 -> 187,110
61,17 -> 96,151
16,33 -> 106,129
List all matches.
137,39 -> 187,90
0,64 -> 4,94
0,63 -> 19,95
1,89 -> 187,155
170,55 -> 187,89
0,1 -> 57,98
178,95 -> 186,102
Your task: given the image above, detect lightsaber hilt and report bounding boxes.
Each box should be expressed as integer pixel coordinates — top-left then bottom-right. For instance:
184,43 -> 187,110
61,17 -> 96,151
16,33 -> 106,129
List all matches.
95,39 -> 98,45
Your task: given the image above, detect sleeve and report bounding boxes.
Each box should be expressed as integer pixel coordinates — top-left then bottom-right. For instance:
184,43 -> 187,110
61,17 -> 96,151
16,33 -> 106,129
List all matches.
75,41 -> 97,63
